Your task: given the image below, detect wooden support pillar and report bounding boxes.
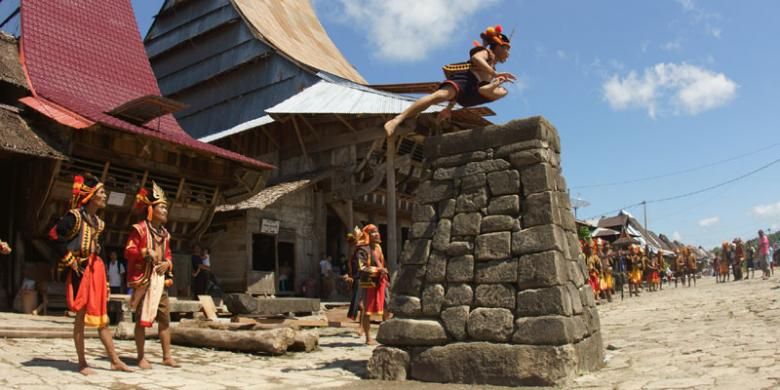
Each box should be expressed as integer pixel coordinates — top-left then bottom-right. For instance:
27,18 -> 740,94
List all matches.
386,136 -> 397,272
346,199 -> 354,229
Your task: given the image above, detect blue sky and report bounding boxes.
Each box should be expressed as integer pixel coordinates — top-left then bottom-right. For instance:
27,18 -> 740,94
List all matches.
132,0 -> 780,250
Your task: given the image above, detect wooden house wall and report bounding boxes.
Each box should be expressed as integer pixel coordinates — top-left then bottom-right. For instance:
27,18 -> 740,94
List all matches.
145,0 -> 320,139
247,187 -> 321,294
208,212 -> 250,293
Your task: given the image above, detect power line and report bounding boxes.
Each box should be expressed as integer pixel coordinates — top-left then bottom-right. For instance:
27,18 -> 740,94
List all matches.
571,140 -> 780,189
646,157 -> 780,204
582,156 -> 780,220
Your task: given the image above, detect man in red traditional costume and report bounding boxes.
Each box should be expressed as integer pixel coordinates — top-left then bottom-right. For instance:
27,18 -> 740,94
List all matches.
383,25 -> 516,137
582,240 -> 601,304
125,181 -> 178,369
48,174 -> 132,375
354,224 -> 388,345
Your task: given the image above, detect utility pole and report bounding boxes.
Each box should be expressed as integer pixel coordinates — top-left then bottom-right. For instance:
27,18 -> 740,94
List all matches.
642,200 -> 649,253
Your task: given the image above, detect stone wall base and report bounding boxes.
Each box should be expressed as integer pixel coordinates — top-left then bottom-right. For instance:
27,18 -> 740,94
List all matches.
368,334 -> 604,386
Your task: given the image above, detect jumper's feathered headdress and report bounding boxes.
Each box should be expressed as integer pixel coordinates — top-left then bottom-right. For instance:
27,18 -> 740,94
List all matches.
474,25 -> 511,48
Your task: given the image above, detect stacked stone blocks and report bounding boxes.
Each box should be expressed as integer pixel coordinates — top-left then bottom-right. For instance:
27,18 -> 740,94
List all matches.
367,116 -> 604,386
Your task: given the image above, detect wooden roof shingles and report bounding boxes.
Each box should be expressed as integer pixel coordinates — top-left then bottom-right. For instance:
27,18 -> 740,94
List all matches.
0,105 -> 64,159
0,32 -> 28,99
18,0 -> 272,170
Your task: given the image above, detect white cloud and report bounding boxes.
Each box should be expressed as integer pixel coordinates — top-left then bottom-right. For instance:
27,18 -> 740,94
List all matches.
676,0 -> 695,11
752,201 -> 780,219
556,50 -> 567,59
698,216 -> 720,227
672,231 -> 683,241
676,0 -> 723,39
602,63 -> 737,118
640,41 -> 650,53
708,27 -> 722,39
661,40 -> 682,51
336,0 -> 496,62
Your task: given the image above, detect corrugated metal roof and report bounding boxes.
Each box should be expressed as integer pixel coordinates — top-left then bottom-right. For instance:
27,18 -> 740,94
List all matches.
216,171 -> 330,212
199,115 -> 274,143
231,0 -> 366,84
266,73 -> 450,116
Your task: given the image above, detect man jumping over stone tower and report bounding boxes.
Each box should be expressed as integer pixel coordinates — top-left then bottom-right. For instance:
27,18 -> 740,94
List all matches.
384,25 -> 516,138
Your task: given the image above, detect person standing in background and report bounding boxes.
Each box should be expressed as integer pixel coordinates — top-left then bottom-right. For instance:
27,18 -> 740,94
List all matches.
106,251 -> 126,294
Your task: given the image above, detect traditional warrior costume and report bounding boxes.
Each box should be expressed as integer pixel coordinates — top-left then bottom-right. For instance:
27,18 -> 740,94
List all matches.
125,182 -> 173,328
354,224 -> 388,317
720,242 -> 731,280
48,175 -> 109,328
685,247 -> 698,284
582,240 -> 601,296
440,25 -> 510,107
648,253 -> 661,287
345,226 -> 365,321
628,246 -> 643,286
675,249 -> 687,280
600,250 -> 615,292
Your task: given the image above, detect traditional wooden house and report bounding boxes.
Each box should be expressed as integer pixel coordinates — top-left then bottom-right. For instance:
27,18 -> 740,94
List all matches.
0,31 -> 66,309
597,212 -> 675,256
145,0 -> 493,296
0,0 -> 272,302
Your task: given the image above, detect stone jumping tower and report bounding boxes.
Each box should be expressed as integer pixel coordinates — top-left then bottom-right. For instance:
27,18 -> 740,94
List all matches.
367,116 -> 604,386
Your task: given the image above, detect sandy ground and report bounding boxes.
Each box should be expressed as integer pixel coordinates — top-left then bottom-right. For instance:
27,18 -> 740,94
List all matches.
1,275 -> 780,389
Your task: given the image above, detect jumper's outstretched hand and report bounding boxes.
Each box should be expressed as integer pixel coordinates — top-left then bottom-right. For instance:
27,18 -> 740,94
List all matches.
496,72 -> 517,82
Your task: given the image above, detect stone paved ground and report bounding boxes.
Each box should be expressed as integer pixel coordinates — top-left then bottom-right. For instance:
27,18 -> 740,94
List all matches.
2,276 -> 780,389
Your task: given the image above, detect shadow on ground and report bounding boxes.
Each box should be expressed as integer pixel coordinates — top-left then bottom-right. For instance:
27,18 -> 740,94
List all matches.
21,358 -> 80,372
281,358 -> 368,378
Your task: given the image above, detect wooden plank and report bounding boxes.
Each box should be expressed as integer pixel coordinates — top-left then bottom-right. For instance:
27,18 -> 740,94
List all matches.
198,295 -> 218,321
335,114 -> 357,133
297,115 -> 321,141
291,116 -> 309,166
100,161 -> 111,182
306,123 -> 413,155
261,127 -> 279,148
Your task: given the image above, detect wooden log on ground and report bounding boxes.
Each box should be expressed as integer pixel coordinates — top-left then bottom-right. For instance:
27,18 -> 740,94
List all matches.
178,318 -> 255,331
0,327 -> 99,339
289,329 -> 319,352
114,322 -> 158,340
169,326 -> 295,355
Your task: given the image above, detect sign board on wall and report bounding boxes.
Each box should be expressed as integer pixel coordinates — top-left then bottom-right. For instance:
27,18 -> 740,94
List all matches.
107,192 -> 127,207
260,219 -> 280,235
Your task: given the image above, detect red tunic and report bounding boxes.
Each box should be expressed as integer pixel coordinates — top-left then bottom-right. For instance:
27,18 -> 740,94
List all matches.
124,220 -> 172,289
356,244 -> 388,316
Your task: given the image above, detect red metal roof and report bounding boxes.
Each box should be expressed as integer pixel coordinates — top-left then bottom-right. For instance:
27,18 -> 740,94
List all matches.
19,0 -> 272,170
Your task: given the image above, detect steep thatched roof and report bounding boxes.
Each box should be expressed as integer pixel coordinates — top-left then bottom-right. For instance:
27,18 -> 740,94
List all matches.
0,105 -> 65,159
231,0 -> 366,84
0,32 -> 28,95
